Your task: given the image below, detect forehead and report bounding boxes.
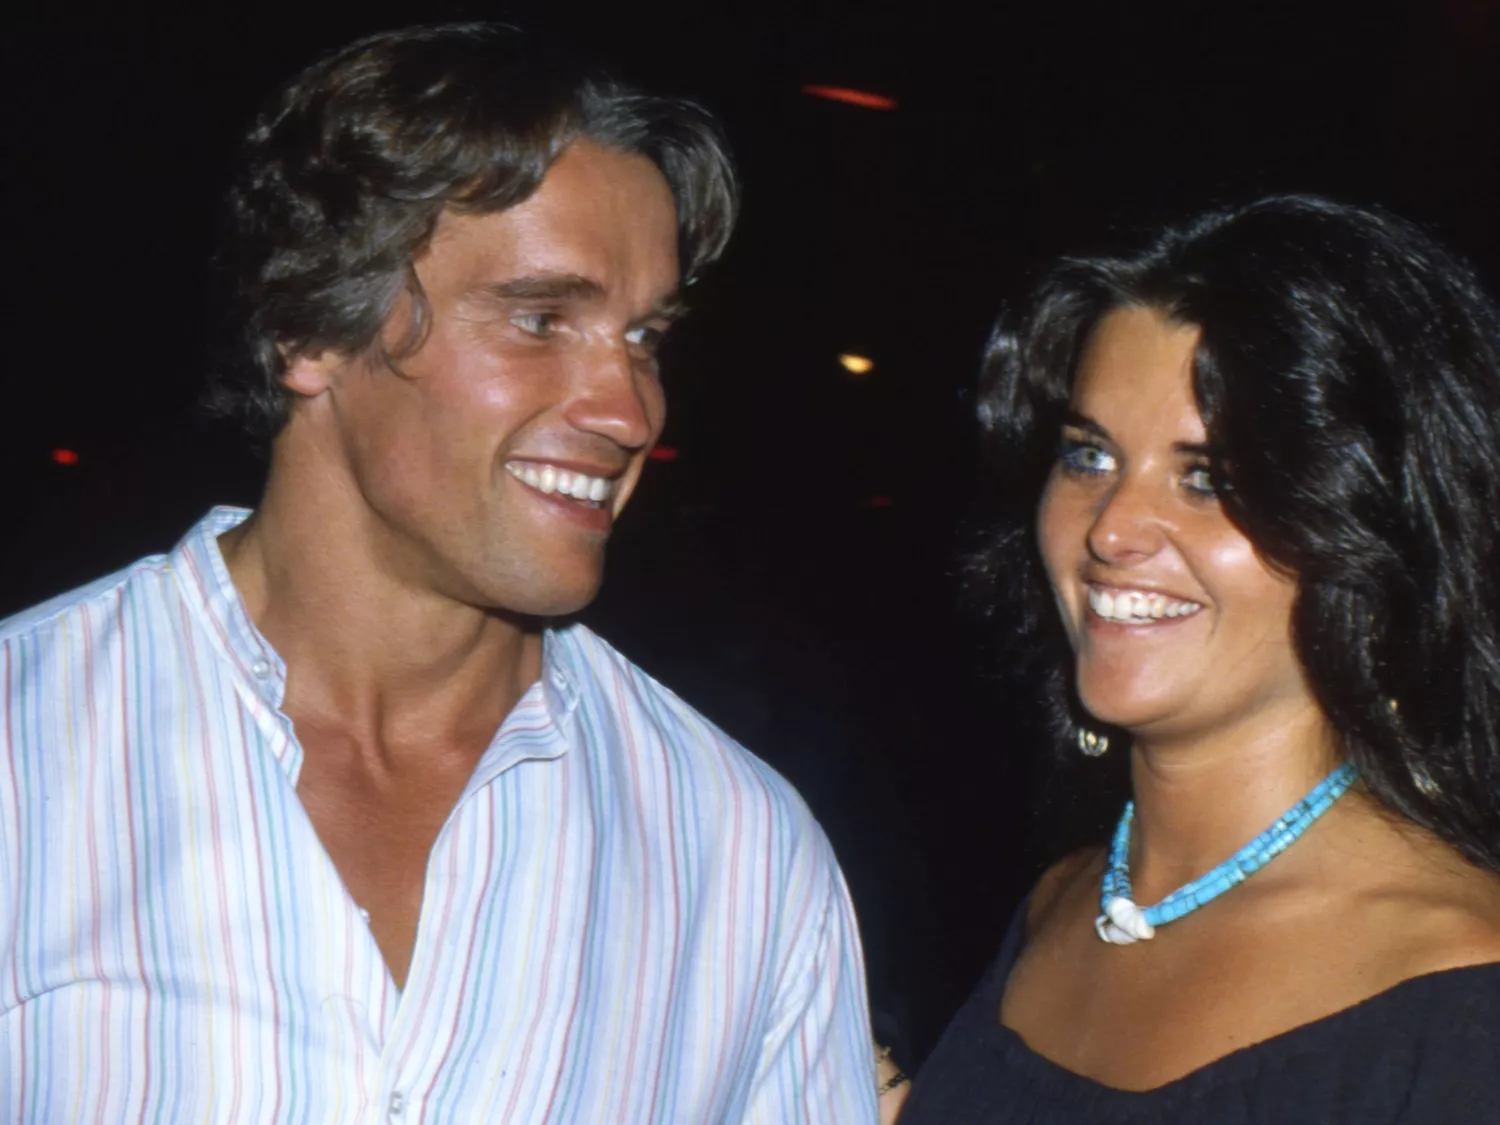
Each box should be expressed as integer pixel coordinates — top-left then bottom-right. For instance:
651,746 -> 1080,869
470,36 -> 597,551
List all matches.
423,140 -> 680,297
1072,306 -> 1205,440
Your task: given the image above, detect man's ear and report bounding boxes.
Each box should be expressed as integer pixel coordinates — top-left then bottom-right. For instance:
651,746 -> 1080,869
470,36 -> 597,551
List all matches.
281,348 -> 348,397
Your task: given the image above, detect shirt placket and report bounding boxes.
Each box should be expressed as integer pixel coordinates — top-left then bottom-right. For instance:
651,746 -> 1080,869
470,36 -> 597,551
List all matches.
362,727 -> 545,1122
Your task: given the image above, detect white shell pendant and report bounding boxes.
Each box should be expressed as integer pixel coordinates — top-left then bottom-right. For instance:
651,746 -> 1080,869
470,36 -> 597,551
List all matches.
1094,896 -> 1156,945
1093,916 -> 1135,944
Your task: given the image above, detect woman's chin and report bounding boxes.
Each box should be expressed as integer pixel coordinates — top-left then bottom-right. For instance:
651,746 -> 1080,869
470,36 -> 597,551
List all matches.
1077,690 -> 1182,738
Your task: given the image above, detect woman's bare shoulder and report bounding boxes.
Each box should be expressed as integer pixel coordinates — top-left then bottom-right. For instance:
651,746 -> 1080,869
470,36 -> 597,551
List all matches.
1352,827 -> 1500,980
1408,861 -> 1500,971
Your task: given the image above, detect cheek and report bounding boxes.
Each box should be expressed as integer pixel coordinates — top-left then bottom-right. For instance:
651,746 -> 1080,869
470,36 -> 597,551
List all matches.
1200,534 -> 1298,639
469,375 -> 530,426
365,372 -> 510,492
1035,476 -> 1085,635
439,353 -> 553,453
1036,473 -> 1082,582
642,377 -> 667,438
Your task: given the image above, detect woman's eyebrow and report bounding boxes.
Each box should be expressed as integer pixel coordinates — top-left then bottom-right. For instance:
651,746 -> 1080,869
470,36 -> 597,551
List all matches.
1063,411 -> 1214,458
1061,409 -> 1110,440
1173,441 -> 1214,457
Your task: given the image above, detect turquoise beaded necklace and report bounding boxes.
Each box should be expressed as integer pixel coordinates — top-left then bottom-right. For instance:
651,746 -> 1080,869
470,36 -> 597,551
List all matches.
1095,760 -> 1359,945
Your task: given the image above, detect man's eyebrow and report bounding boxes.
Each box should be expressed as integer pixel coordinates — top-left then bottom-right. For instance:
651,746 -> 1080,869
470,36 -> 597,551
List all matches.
646,291 -> 689,323
478,273 -> 607,302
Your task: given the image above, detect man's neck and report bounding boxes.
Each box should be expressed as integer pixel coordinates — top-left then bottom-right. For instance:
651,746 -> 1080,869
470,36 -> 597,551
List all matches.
218,445 -> 543,770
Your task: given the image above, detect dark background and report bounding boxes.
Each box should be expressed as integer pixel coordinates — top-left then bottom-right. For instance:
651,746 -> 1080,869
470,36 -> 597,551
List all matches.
5,0 -> 1499,1066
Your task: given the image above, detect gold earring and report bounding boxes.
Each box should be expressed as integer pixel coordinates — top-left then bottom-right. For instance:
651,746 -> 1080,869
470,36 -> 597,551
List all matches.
1077,728 -> 1109,757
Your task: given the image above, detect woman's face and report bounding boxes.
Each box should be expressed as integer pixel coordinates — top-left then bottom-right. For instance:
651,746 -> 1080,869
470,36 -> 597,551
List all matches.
1037,305 -> 1317,746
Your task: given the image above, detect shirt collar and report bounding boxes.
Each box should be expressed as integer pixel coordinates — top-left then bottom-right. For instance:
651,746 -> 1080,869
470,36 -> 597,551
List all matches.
171,505 -> 289,708
538,628 -> 582,734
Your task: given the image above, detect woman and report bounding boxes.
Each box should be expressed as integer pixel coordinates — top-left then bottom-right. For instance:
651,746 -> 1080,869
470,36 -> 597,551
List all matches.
900,195 -> 1500,1123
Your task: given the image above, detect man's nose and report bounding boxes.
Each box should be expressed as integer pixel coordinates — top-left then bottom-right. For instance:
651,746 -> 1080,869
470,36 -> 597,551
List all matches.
563,343 -> 658,450
1087,473 -> 1167,564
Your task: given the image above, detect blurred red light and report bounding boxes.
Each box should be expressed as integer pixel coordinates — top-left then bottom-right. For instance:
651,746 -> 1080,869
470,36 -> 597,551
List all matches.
648,446 -> 680,462
51,449 -> 79,465
866,495 -> 895,508
801,85 -> 897,111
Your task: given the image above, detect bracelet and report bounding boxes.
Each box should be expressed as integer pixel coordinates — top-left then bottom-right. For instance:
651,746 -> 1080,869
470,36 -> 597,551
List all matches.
878,1070 -> 909,1097
874,1044 -> 908,1097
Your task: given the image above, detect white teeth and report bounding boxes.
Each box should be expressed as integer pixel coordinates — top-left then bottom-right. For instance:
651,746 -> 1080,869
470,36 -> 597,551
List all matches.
506,461 -> 615,506
1087,585 -> 1202,624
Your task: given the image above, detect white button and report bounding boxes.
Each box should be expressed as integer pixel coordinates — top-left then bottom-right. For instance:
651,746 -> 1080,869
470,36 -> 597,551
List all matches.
388,1091 -> 404,1117
358,907 -> 370,923
250,659 -> 272,679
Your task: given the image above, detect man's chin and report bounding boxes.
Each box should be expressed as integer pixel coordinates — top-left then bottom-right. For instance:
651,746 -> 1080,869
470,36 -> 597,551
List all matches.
480,572 -> 605,621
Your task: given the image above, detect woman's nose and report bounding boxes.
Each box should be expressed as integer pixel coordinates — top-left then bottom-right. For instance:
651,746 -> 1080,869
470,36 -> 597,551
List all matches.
1087,474 -> 1167,564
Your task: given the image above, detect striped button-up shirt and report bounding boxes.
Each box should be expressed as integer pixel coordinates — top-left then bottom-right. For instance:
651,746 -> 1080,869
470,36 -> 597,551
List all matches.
0,507 -> 876,1123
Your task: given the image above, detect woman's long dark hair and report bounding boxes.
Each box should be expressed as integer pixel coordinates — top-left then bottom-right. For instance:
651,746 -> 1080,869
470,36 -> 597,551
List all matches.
970,194 -> 1500,873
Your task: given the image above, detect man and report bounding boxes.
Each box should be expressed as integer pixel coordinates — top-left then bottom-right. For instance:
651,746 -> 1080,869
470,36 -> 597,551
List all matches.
0,24 -> 876,1123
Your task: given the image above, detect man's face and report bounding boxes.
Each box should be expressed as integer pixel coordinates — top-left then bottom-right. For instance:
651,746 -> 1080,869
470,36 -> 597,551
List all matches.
290,140 -> 681,616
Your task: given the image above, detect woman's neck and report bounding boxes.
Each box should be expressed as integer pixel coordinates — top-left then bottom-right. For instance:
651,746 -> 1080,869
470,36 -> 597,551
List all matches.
1125,701 -> 1343,903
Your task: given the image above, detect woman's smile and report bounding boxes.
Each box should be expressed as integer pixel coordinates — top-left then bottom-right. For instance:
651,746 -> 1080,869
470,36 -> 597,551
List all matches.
1084,583 -> 1204,625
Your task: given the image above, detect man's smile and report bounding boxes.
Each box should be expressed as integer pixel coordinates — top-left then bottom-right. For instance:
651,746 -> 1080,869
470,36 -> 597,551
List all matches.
505,459 -> 619,509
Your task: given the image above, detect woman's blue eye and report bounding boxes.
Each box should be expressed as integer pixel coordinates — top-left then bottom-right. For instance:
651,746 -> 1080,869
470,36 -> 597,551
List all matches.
1182,464 -> 1218,497
1058,439 -> 1116,477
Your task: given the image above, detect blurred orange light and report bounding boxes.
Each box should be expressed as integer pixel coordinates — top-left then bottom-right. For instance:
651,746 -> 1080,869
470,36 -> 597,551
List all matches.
839,353 -> 874,375
801,85 -> 897,110
648,445 -> 680,462
52,448 -> 79,465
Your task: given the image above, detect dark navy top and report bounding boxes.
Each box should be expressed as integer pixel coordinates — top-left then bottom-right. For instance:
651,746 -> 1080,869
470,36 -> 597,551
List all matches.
901,903 -> 1500,1124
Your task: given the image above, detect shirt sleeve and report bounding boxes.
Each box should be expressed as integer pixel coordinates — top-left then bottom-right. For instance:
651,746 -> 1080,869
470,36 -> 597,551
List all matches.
739,839 -> 879,1125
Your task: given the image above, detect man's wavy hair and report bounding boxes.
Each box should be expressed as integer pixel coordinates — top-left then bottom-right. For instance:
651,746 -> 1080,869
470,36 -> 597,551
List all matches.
207,22 -> 739,443
970,194 -> 1500,873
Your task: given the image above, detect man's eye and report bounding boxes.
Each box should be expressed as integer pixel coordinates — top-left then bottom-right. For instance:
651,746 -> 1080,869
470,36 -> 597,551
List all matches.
625,324 -> 666,356
511,312 -> 560,338
1058,438 -> 1116,477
